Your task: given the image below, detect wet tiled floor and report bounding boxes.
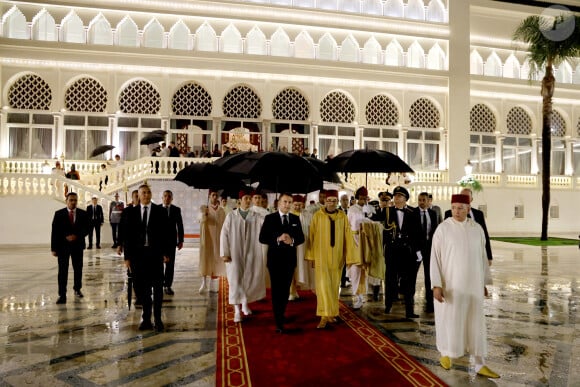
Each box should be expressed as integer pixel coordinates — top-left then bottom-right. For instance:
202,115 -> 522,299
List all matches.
0,241 -> 579,386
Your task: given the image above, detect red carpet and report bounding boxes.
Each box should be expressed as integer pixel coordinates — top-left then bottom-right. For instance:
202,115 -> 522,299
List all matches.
217,278 -> 446,387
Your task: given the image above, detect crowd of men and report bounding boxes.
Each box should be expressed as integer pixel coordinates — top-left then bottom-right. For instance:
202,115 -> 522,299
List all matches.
50,183 -> 499,378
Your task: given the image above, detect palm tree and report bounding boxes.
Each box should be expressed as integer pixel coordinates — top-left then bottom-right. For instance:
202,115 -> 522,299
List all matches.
513,13 -> 580,240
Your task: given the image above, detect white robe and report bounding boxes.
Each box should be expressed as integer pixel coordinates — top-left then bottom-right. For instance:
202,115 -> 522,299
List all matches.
430,217 -> 492,358
220,209 -> 266,305
295,210 -> 315,289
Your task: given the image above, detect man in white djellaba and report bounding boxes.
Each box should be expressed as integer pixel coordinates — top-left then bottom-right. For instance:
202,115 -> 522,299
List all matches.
220,189 -> 266,323
430,193 -> 499,379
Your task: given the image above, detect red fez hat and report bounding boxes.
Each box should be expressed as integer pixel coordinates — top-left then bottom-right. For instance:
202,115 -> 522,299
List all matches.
451,194 -> 470,205
326,189 -> 339,198
355,186 -> 368,198
239,189 -> 253,199
292,194 -> 305,203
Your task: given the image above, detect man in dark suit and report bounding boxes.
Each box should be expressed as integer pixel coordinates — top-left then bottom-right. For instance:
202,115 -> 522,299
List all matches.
374,186 -> 423,318
86,195 -> 104,249
444,188 -> 493,265
117,184 -> 172,332
259,193 -> 305,333
414,192 -> 439,313
51,192 -> 89,304
161,190 -> 184,295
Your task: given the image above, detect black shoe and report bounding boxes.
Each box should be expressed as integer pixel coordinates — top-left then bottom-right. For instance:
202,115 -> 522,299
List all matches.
384,304 -> 392,314
139,320 -> 153,330
96,245 -> 101,249
87,245 -> 93,249
135,299 -> 142,306
164,287 -> 174,295
74,290 -> 84,298
112,244 -> 118,248
406,313 -> 420,319
155,321 -> 164,332
425,306 -> 434,313
56,297 -> 66,304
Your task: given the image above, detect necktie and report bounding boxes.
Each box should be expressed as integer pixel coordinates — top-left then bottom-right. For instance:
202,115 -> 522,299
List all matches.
166,206 -> 170,216
283,214 -> 289,226
92,206 -> 96,220
69,210 -> 74,224
422,210 -> 427,238
142,206 -> 148,230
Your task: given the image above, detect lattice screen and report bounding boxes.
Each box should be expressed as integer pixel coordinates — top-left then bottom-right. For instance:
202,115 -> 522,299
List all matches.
222,85 -> 262,118
8,74 -> 52,110
119,80 -> 160,114
272,88 -> 309,121
172,83 -> 212,116
320,91 -> 355,123
506,106 -> 532,135
65,77 -> 107,112
551,110 -> 566,137
365,94 -> 399,126
470,103 -> 495,132
409,97 -> 440,128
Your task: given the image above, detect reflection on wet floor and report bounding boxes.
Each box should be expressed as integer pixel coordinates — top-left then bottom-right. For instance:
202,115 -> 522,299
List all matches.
0,242 -> 579,386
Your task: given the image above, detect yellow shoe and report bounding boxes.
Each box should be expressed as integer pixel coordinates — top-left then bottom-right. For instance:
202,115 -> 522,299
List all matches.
439,356 -> 452,370
317,317 -> 328,329
477,365 -> 500,378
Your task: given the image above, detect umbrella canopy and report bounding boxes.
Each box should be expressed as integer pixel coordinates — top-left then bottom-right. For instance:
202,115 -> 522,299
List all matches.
90,144 -> 115,158
327,149 -> 414,174
214,151 -> 322,194
151,130 -> 167,136
174,162 -> 247,193
140,133 -> 165,145
304,157 -> 341,184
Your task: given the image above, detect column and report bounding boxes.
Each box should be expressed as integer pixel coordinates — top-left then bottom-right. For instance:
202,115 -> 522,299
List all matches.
447,0 -> 471,183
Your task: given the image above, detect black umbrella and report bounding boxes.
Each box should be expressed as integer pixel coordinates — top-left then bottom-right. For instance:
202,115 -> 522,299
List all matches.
215,151 -> 322,194
151,130 -> 167,136
90,145 -> 115,158
174,162 -> 247,193
327,149 -> 413,186
304,157 -> 341,184
140,133 -> 165,145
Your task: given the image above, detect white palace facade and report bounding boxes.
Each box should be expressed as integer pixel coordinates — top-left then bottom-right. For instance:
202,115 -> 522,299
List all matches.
0,0 -> 579,244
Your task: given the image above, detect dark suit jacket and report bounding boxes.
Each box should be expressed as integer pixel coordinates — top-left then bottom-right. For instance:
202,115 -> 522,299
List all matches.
374,206 -> 423,256
259,212 -> 305,260
413,207 -> 438,253
444,208 -> 493,261
163,204 -> 184,246
118,204 -> 172,262
51,208 -> 89,253
86,204 -> 104,224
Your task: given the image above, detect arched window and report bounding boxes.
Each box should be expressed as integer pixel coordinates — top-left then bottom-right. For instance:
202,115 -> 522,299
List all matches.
384,0 -> 404,18
273,88 -> 309,121
220,24 -> 243,54
504,106 -> 533,174
406,0 -> 425,21
172,82 -> 212,117
60,11 -> 85,44
195,22 -> 218,52
408,97 -> 441,170
550,110 -> 567,175
470,50 -> 483,75
294,31 -> 315,59
142,19 -> 164,49
223,85 -> 262,119
340,35 -> 359,62
119,80 -> 160,115
32,9 -> 57,41
2,6 -> 29,40
362,37 -> 382,64
426,0 -> 446,22
65,77 -> 107,112
87,14 -> 113,45
271,88 -> 311,153
484,52 -> 502,77
8,74 -> 52,110
366,94 -> 399,126
320,91 -> 355,123
318,91 -> 356,159
116,16 -> 139,47
318,33 -> 337,61
503,54 -> 521,79
427,43 -> 445,70
555,61 -> 573,84
363,94 -> 400,153
270,28 -> 291,57
168,20 -> 191,50
245,26 -> 267,55
385,39 -> 404,66
469,103 -> 497,173
407,41 -> 425,69
362,0 -> 383,15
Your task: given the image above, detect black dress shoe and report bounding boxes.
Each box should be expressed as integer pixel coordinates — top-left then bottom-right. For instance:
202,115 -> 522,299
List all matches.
155,321 -> 164,332
406,313 -> 420,319
87,245 -> 93,249
384,305 -> 392,314
139,321 -> 153,330
96,245 -> 101,249
111,244 -> 117,248
164,287 -> 174,295
56,297 -> 67,304
74,290 -> 84,298
425,306 -> 434,313
275,326 -> 285,334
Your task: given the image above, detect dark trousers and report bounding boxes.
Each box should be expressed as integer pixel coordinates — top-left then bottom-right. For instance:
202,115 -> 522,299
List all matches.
267,255 -> 296,329
341,264 -> 349,286
111,223 -> 120,245
385,245 -> 417,315
134,247 -> 164,322
57,249 -> 83,297
164,249 -> 176,288
421,245 -> 434,310
88,222 -> 101,246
